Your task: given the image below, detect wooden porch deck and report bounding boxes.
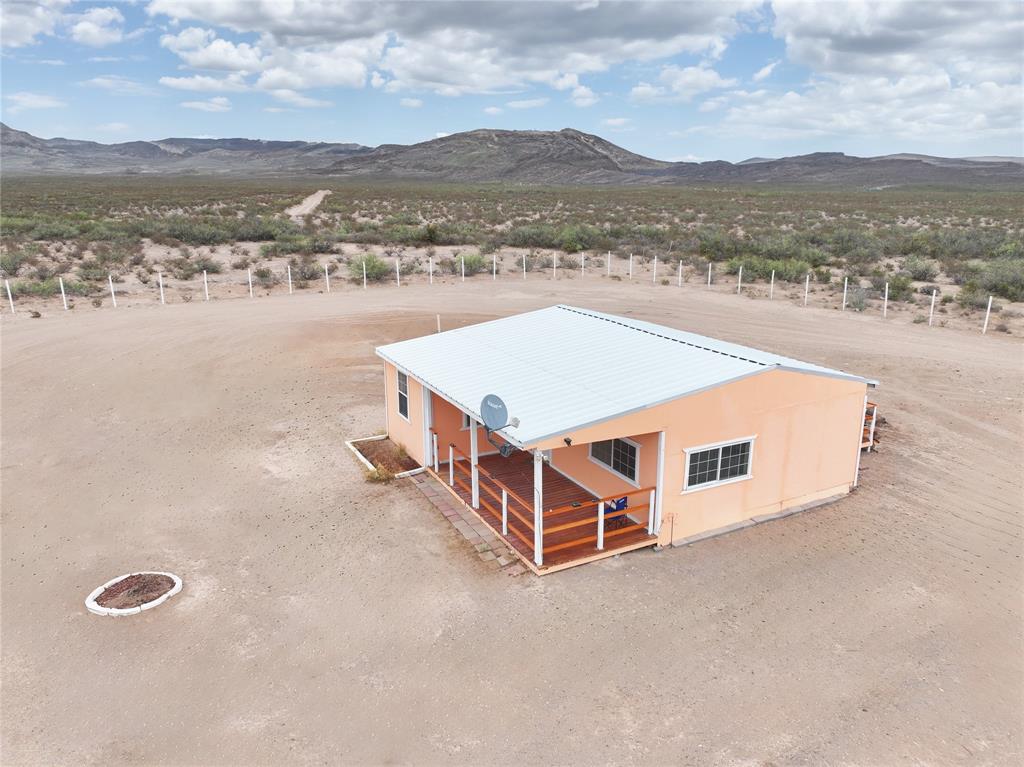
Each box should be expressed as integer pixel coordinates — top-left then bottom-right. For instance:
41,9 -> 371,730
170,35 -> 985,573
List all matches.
437,451 -> 657,573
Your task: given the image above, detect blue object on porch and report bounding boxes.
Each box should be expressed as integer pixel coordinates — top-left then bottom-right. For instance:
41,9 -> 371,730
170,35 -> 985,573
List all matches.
608,497 -> 627,512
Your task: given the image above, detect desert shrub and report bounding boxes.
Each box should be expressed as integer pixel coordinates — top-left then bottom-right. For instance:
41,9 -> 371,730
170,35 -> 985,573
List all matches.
164,257 -> 198,280
349,253 -> 389,282
901,255 -> 939,281
76,259 -> 108,281
697,228 -> 743,261
918,284 -> 941,296
847,287 -> 868,311
0,248 -> 31,276
977,258 -> 1024,302
30,219 -> 82,240
560,255 -> 580,271
956,283 -> 991,309
289,254 -> 323,282
461,253 -> 487,275
506,225 -> 560,250
365,465 -> 395,483
869,272 -> 912,300
12,278 -> 91,297
725,256 -> 810,283
253,267 -> 278,287
193,255 -> 222,274
163,217 -> 230,246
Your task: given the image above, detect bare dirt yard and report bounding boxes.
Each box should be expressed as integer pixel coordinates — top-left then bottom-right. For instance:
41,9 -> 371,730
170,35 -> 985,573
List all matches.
2,279 -> 1021,765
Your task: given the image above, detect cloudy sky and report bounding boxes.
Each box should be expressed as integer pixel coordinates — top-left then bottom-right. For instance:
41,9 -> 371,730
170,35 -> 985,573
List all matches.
1,0 -> 1021,161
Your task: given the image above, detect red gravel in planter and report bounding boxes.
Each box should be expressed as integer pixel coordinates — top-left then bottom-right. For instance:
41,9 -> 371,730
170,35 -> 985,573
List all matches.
95,573 -> 176,610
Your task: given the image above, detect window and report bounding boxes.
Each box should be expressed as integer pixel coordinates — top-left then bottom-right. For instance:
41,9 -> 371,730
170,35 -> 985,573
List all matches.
461,412 -> 472,430
396,370 -> 409,419
685,439 -> 753,490
590,438 -> 639,484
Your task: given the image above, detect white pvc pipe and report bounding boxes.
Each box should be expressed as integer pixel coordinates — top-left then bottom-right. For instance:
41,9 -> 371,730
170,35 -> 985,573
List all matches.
5,279 -> 14,313
108,274 -> 117,307
461,256 -> 465,282
803,273 -> 810,306
597,501 -> 605,550
553,252 -> 557,280
883,282 -> 889,318
677,260 -> 682,287
362,260 -> 367,289
287,264 -> 293,294
706,262 -> 712,287
928,289 -> 937,326
492,254 -> 496,280
842,277 -> 848,311
59,276 -> 68,310
769,270 -> 775,300
652,256 -> 657,284
247,268 -> 253,299
523,254 -> 527,279
159,271 -> 166,304
628,254 -> 633,280
428,256 -> 433,284
606,251 -> 610,276
324,264 -> 330,292
737,265 -> 743,294
982,295 -> 993,334
203,269 -> 209,301
395,260 -> 400,287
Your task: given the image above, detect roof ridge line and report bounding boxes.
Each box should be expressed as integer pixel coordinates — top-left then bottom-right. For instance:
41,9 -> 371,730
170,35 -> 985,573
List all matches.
555,305 -> 770,367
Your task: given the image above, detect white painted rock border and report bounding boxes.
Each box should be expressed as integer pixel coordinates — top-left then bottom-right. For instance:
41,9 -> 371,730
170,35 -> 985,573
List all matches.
85,571 -> 182,616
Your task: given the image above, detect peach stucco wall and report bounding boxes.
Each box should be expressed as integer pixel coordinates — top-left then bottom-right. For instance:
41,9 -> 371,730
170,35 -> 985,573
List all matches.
530,369 -> 867,545
382,362 -> 427,466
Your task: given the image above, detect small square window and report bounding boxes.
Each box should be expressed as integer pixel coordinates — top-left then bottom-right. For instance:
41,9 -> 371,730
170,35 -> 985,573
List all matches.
590,438 -> 638,483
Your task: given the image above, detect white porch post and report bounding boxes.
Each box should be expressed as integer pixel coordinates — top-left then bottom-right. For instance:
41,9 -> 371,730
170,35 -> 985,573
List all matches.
651,430 -> 665,535
448,445 -> 454,486
470,418 -> 480,509
533,450 -> 544,566
432,433 -> 439,472
501,489 -> 508,535
421,388 -> 433,469
597,501 -> 605,550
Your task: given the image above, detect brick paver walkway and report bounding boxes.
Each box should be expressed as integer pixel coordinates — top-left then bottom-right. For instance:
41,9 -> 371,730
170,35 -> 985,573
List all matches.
408,471 -> 528,576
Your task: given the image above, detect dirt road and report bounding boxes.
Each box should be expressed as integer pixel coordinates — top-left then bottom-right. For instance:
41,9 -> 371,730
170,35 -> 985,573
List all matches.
285,188 -> 331,219
2,280 -> 1021,765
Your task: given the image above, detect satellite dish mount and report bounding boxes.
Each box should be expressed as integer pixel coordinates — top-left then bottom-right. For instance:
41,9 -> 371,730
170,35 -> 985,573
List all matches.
479,394 -> 519,458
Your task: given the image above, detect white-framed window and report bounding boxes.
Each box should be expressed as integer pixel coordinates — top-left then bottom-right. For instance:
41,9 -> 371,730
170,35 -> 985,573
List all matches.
396,370 -> 409,420
683,437 -> 754,492
589,437 -> 639,485
460,412 -> 472,430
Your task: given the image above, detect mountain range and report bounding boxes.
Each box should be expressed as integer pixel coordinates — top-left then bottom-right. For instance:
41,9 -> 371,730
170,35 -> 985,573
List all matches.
2,123 -> 1021,188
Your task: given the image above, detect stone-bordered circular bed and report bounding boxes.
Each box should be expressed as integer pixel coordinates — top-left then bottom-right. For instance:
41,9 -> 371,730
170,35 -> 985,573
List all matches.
85,572 -> 182,616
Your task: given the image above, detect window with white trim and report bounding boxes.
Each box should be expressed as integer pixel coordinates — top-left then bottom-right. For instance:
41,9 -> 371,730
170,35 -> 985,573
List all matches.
461,412 -> 472,430
685,439 -> 752,489
590,438 -> 638,483
396,371 -> 409,419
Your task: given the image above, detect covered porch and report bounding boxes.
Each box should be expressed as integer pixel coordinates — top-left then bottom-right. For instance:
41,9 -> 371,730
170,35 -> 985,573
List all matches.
429,426 -> 659,574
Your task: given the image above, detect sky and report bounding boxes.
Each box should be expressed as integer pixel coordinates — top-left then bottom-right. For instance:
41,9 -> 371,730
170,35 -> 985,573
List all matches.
1,0 -> 1021,162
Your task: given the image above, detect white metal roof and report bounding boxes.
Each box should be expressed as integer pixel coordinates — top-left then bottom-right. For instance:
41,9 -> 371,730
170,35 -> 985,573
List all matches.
376,305 -> 877,447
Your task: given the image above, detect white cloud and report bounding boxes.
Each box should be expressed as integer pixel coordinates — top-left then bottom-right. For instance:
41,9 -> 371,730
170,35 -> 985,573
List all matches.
160,27 -> 264,71
570,85 -> 598,107
0,0 -> 69,47
96,121 -> 130,132
81,75 -> 155,95
753,60 -> 778,82
268,89 -> 332,107
602,117 -> 631,127
435,132 -> 450,138
69,6 -> 124,47
159,73 -> 250,92
263,107 -> 293,113
483,106 -> 503,115
38,58 -> 65,66
181,96 -> 232,112
630,64 -> 737,103
506,98 -> 548,109
88,55 -> 122,62
399,97 -> 423,108
4,91 -> 66,114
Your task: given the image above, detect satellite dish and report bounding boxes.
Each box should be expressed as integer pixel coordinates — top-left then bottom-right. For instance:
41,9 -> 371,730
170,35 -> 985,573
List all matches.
480,394 -> 509,431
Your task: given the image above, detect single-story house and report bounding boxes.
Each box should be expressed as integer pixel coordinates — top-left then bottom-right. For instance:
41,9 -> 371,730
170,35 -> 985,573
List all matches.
375,305 -> 878,574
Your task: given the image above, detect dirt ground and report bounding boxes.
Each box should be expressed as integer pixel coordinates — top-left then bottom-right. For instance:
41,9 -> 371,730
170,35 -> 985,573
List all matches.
2,279 -> 1021,765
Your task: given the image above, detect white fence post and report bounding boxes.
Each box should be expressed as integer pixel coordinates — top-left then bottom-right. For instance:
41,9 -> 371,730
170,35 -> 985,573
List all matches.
737,265 -> 743,294
108,274 -> 117,308
606,251 -> 611,277
492,254 -> 497,280
159,271 -> 167,304
928,289 -> 937,326
501,489 -> 508,535
395,260 -> 400,287
553,253 -> 558,280
652,256 -> 658,284
245,268 -> 252,299
803,273 -> 810,306
436,314 -> 441,333
597,501 -> 605,550
59,276 -> 68,310
628,253 -> 633,280
5,279 -> 14,313
203,269 -> 209,301
362,260 -> 367,289
581,253 -> 586,279
677,260 -> 682,287
287,264 -> 293,294
706,262 -> 712,287
883,282 -> 889,318
324,263 -> 331,293
982,295 -> 993,334
842,277 -> 848,311
461,256 -> 465,282
428,256 -> 433,285
523,254 -> 527,280
769,269 -> 775,300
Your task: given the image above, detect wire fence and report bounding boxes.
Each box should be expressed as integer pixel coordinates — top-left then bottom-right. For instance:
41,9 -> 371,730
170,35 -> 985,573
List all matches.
1,250 -> 1004,335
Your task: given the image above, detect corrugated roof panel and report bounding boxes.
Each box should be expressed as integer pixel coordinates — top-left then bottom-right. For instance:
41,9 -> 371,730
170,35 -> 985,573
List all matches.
375,305 -> 875,446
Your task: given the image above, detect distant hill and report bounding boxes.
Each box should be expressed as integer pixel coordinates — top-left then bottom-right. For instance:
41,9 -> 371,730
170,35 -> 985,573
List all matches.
2,122 -> 1021,187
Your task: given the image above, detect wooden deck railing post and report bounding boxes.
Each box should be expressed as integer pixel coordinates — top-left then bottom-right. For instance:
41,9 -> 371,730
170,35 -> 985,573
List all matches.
501,489 -> 508,535
597,501 -> 605,550
448,445 -> 454,486
647,489 -> 656,535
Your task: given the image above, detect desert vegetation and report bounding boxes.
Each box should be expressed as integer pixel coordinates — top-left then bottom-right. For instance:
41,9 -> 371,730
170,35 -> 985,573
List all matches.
1,176 -> 1021,327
